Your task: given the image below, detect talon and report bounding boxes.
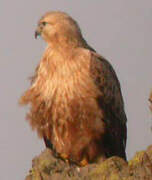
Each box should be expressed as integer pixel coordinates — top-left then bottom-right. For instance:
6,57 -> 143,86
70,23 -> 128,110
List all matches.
60,153 -> 68,160
80,158 -> 88,166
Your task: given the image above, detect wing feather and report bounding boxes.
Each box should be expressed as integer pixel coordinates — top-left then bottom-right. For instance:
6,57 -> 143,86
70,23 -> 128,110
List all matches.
90,52 -> 127,160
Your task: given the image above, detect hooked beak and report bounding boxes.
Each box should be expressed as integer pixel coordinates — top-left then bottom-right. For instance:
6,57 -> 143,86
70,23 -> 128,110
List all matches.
35,25 -> 42,39
35,31 -> 40,39
35,30 -> 41,39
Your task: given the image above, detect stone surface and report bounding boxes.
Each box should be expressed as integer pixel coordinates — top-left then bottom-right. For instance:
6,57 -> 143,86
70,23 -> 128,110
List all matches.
25,145 -> 152,180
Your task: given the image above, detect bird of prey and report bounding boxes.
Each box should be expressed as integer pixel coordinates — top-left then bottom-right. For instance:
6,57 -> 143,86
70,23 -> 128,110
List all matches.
20,11 -> 127,166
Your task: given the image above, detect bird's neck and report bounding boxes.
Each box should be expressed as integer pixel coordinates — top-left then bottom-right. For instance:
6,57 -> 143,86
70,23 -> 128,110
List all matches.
47,34 -> 87,55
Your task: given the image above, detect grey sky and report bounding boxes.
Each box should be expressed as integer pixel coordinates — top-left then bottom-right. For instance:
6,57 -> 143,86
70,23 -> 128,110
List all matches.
1,0 -> 152,179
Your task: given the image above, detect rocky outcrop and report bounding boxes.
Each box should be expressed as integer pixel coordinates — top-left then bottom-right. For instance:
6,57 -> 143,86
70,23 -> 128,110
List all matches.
25,145 -> 152,180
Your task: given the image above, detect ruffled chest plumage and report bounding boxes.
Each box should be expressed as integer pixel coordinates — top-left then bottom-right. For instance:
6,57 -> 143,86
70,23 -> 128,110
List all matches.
32,47 -> 99,105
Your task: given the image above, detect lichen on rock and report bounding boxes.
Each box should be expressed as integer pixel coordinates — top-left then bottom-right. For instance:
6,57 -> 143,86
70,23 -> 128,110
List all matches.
25,145 -> 152,180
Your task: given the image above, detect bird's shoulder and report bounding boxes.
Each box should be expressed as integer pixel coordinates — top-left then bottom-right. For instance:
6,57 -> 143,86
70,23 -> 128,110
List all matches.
77,48 -> 121,90
89,51 -> 121,91
86,50 -> 127,124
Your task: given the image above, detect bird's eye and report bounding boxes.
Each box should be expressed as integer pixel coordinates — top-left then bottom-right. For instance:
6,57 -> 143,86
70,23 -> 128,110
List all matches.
42,22 -> 47,26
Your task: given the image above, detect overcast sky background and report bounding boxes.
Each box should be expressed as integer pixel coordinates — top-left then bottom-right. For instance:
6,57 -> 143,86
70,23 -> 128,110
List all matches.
1,0 -> 152,179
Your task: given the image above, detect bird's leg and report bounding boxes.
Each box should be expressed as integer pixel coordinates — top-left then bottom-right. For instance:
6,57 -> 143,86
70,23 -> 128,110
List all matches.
43,137 -> 59,157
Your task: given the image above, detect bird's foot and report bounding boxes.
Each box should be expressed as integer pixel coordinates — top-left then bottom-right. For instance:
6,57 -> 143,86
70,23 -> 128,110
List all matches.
60,153 -> 69,163
79,157 -> 88,166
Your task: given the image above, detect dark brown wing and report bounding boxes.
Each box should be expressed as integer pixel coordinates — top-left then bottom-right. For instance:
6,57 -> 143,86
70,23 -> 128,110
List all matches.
90,52 -> 127,160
